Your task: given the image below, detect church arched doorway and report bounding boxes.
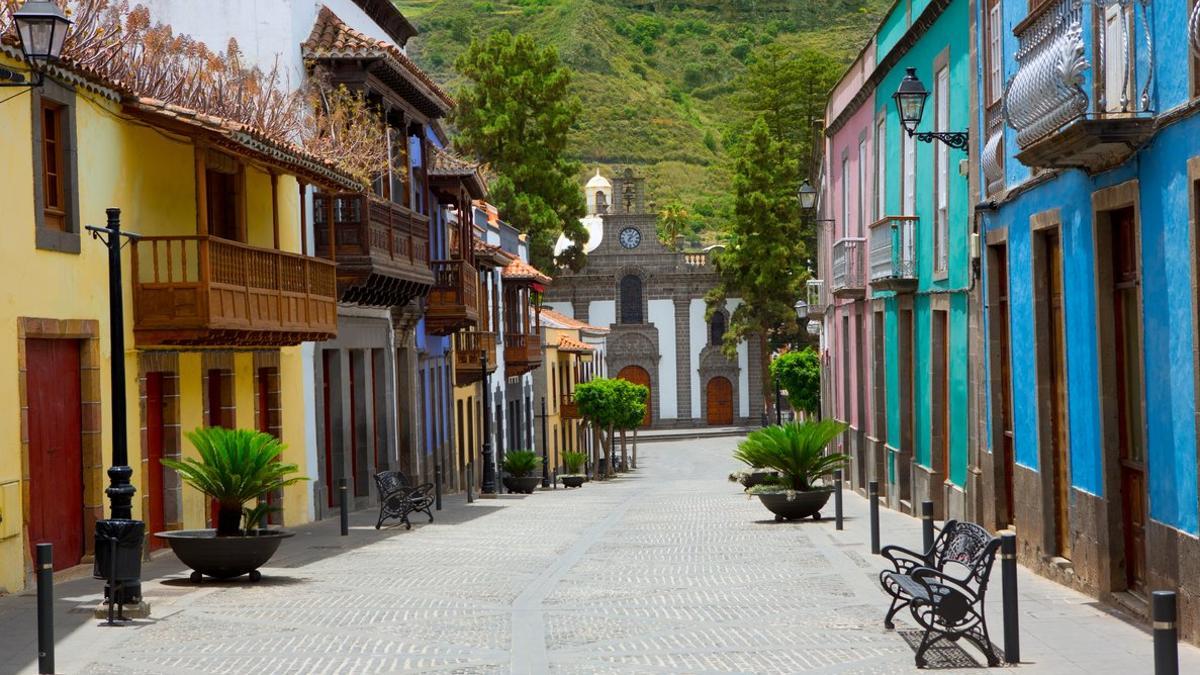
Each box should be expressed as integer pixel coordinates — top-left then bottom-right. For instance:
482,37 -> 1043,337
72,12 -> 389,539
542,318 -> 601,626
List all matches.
706,376 -> 733,426
616,365 -> 652,427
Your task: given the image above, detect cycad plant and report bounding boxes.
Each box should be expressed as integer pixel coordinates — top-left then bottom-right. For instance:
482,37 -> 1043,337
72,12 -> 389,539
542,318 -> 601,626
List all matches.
733,420 -> 849,491
162,427 -> 307,536
562,451 -> 587,475
502,450 -> 542,478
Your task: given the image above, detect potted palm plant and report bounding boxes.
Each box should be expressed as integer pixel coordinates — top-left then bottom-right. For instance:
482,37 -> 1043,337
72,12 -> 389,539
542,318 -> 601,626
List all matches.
733,420 -> 849,522
501,450 -> 543,494
560,451 -> 587,488
155,427 -> 307,582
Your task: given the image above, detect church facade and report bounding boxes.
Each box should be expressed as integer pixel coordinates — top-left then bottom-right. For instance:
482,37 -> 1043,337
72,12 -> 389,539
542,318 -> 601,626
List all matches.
544,170 -> 763,428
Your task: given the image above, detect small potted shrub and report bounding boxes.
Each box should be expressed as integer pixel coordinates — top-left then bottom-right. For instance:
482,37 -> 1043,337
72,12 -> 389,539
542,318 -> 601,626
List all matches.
560,451 -> 588,488
734,420 -> 849,522
501,450 -> 543,494
155,427 -> 306,582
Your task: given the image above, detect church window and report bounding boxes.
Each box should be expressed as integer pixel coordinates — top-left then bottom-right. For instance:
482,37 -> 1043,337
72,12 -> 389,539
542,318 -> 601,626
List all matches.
710,312 -> 727,346
619,275 -> 643,324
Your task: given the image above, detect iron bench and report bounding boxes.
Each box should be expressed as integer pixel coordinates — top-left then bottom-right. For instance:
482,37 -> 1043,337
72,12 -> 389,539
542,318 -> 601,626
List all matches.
879,519 -> 1001,668
373,471 -> 435,530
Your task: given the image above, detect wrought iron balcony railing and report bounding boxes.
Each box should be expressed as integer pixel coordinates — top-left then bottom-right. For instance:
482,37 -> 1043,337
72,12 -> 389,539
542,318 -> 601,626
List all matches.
868,216 -> 918,293
806,279 -> 827,319
831,237 -> 866,299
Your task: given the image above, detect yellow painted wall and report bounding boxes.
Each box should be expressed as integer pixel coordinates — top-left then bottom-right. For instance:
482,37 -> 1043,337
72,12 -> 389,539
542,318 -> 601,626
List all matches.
0,55 -> 319,592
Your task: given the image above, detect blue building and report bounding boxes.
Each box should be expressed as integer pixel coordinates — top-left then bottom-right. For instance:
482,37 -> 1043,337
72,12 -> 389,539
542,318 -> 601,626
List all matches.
977,0 -> 1200,638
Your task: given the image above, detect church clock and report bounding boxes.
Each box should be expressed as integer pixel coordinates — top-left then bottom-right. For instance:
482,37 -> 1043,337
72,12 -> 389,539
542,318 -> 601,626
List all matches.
618,227 -> 642,249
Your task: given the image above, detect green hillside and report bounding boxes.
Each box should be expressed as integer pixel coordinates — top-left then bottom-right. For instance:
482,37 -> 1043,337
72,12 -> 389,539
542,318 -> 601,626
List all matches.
396,0 -> 888,238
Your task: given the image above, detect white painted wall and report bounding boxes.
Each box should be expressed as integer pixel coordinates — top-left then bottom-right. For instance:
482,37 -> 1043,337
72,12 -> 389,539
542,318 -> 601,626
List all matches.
545,302 -> 573,318
648,299 -> 677,419
728,299 -> 750,419
589,300 -> 615,331
688,299 -> 706,419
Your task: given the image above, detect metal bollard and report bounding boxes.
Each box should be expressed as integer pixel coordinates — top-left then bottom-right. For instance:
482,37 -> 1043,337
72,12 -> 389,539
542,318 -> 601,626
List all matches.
1000,533 -> 1020,664
434,465 -> 443,511
869,480 -> 880,555
1153,590 -> 1179,675
834,469 -> 844,531
467,461 -> 474,504
338,478 -> 349,536
36,543 -> 53,675
921,500 -> 935,554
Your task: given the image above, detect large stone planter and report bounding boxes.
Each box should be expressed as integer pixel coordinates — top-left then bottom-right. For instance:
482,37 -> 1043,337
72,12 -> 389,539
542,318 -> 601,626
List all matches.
756,489 -> 833,522
503,475 -> 542,494
560,475 -> 586,488
155,529 -> 294,582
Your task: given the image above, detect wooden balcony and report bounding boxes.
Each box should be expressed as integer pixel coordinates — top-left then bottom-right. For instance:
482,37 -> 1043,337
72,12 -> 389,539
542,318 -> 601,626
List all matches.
560,394 -> 580,420
314,192 -> 433,307
453,330 -> 497,386
131,235 -> 337,347
426,259 -> 480,336
504,332 -> 542,377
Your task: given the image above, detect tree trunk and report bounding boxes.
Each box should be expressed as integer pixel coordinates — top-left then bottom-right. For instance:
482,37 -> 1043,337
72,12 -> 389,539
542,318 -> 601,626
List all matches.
216,504 -> 243,537
619,429 -> 628,472
606,424 -> 616,477
760,333 -> 773,425
632,427 -> 638,469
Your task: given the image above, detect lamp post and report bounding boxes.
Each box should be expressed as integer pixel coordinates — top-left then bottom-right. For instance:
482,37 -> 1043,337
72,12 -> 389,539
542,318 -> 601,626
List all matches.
1,1 -> 71,88
893,67 -> 968,150
480,266 -> 497,496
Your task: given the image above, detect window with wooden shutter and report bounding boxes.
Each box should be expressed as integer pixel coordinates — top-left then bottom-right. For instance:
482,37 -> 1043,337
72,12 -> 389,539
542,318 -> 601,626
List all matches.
40,102 -> 67,232
986,0 -> 1003,106
934,65 -> 950,275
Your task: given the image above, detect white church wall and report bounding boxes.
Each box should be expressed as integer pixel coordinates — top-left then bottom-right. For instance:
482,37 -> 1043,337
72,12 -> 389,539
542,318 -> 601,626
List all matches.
688,299 -> 707,419
727,299 -> 750,419
648,299 -> 678,419
545,302 -> 574,318
589,300 -> 615,331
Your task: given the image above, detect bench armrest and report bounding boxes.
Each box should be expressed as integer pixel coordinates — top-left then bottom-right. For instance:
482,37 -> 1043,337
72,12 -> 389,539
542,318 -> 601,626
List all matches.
881,544 -> 928,574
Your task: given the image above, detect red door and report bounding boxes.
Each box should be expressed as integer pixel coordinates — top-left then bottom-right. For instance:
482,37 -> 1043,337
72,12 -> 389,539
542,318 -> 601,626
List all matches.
27,338 -> 84,570
146,373 -> 167,549
616,366 -> 651,427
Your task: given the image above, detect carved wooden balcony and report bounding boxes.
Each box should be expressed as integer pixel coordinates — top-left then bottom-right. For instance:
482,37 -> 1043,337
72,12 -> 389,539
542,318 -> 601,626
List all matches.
560,394 -> 580,420
504,332 -> 542,377
453,330 -> 497,386
868,216 -> 918,293
426,259 -> 480,336
831,237 -> 867,299
131,235 -> 337,347
313,192 -> 432,307
1005,0 -> 1156,172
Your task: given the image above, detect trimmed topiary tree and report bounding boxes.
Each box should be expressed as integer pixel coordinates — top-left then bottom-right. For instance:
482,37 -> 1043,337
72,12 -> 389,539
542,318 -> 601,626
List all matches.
769,347 -> 821,418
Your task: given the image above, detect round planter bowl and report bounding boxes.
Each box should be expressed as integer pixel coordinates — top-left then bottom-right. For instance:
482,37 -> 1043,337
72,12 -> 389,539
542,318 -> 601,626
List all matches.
560,475 -> 586,488
155,529 -> 294,582
756,489 -> 833,521
503,475 -> 542,494
739,471 -> 779,489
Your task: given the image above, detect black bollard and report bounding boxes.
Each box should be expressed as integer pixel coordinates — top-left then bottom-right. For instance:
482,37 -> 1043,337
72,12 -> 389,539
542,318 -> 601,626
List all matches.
36,543 -> 53,674
921,500 -> 935,555
467,460 -> 474,504
434,465 -> 443,511
1000,533 -> 1020,664
1153,590 -> 1178,675
869,480 -> 880,555
338,478 -> 349,536
834,469 -> 844,531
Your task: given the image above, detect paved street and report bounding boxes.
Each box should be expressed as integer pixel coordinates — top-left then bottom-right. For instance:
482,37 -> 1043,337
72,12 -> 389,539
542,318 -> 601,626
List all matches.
3,435 -> 1199,674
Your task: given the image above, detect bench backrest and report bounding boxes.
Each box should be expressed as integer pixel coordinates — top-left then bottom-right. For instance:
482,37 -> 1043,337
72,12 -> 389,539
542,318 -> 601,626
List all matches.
933,520 -> 1001,583
374,470 -> 411,497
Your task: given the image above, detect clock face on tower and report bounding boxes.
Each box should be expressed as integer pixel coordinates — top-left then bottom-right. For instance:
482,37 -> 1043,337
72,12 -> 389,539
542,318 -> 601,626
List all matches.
619,227 -> 642,249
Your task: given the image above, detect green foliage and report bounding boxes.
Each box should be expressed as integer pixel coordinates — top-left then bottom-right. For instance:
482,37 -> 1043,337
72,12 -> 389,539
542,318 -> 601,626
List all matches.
733,420 -> 849,491
451,30 -> 588,270
562,451 -> 587,474
163,428 -> 307,536
702,129 -> 718,153
770,348 -> 821,414
657,201 -> 690,246
242,502 -> 280,532
574,378 -> 648,430
502,450 -> 543,477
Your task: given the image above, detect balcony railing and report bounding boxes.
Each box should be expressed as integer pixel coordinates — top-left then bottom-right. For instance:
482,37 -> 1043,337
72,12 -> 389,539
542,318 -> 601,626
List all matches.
1005,0 -> 1156,171
831,237 -> 866,299
868,216 -> 918,293
313,192 -> 432,306
806,279 -> 826,319
504,332 -> 542,377
426,259 -> 480,335
131,235 -> 337,346
452,330 -> 497,386
560,393 -> 580,420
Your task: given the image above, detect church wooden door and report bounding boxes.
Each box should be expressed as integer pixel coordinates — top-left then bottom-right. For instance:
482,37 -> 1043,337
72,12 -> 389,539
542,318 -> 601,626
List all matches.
616,365 -> 652,427
706,377 -> 733,426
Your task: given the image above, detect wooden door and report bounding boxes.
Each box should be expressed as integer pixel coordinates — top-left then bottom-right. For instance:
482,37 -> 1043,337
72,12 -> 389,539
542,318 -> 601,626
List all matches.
27,339 -> 84,570
935,311 -> 950,481
995,246 -> 1016,527
146,373 -> 167,549
706,377 -> 733,426
616,366 -> 652,427
1111,208 -> 1146,591
1046,232 -> 1072,559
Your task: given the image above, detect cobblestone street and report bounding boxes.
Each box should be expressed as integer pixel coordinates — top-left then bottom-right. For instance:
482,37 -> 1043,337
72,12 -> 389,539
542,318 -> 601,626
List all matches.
4,435 -> 1199,674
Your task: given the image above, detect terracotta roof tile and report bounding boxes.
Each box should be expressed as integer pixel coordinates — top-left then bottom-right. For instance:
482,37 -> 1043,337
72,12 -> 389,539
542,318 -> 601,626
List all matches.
538,307 -> 609,334
557,336 -> 594,353
502,257 -> 552,284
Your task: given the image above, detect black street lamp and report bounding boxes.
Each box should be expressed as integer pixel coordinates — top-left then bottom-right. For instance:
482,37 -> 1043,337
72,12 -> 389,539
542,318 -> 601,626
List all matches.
1,0 -> 71,88
893,67 -> 968,151
797,180 -> 817,211
794,298 -> 809,321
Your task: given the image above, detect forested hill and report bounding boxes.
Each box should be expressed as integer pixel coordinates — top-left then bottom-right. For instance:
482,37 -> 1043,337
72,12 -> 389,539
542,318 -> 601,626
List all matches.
395,0 -> 888,239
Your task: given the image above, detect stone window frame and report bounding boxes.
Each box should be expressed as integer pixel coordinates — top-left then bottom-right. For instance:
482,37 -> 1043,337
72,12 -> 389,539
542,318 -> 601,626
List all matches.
708,308 -> 728,347
931,47 -> 952,282
1191,157 -> 1200,530
16,317 -> 102,577
31,80 -> 81,254
138,352 -> 183,537
615,268 -> 648,325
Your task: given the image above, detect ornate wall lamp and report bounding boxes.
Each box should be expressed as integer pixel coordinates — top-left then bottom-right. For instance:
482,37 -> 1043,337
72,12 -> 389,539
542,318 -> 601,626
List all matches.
0,1 -> 72,88
893,67 -> 968,151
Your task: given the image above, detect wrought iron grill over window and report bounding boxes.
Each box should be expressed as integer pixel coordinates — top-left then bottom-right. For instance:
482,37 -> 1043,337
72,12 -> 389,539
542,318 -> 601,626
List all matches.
869,217 -> 917,283
831,238 -> 866,293
619,275 -> 643,324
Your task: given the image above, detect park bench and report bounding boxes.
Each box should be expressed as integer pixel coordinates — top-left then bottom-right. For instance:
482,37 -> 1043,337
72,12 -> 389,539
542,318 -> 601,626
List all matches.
879,520 -> 1002,668
373,471 -> 435,530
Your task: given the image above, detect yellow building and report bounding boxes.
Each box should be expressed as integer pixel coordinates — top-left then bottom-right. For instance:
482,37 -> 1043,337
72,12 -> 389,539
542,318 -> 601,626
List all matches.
0,52 -> 357,592
535,308 -> 606,477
